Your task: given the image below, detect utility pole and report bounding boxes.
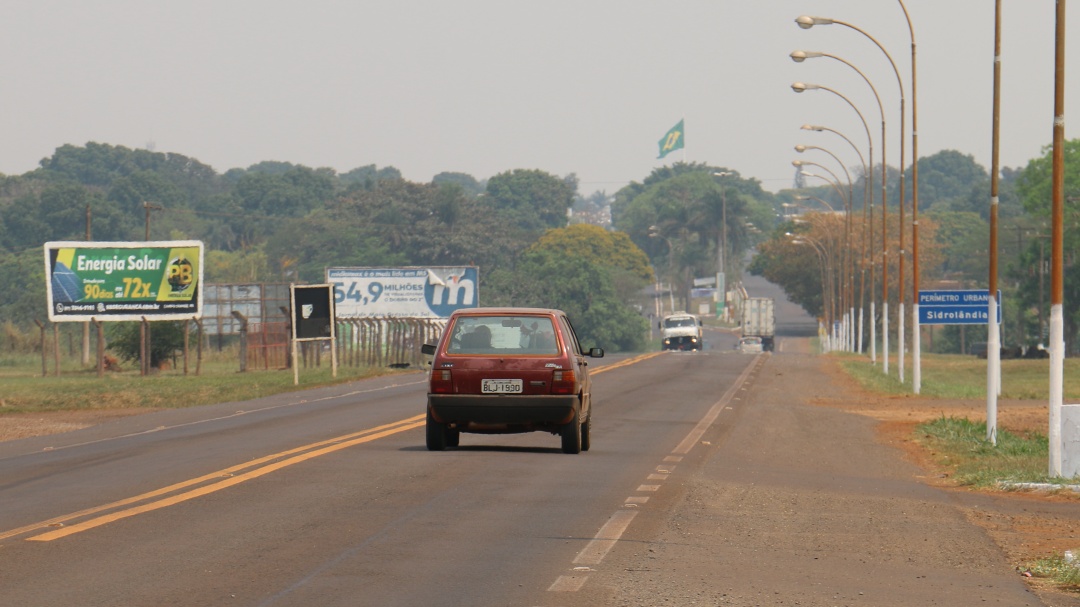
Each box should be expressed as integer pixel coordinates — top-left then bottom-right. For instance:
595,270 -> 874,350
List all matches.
141,202 -> 163,375
83,204 -> 92,366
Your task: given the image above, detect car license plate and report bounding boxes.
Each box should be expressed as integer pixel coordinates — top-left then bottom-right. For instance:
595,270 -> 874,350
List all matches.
482,379 -> 523,394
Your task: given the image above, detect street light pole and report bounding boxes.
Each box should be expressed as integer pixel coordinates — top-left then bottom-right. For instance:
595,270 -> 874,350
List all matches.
1048,0 -> 1066,477
141,201 -> 163,377
802,124 -> 875,361
794,149 -> 858,350
797,15 -> 907,380
792,82 -> 877,358
713,171 -> 733,321
987,0 -> 1003,445
897,0 -> 923,394
789,232 -> 834,351
792,51 -> 885,359
798,169 -> 853,351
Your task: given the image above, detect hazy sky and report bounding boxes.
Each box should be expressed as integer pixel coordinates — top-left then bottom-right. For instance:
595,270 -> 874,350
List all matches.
2,1 -> 1077,195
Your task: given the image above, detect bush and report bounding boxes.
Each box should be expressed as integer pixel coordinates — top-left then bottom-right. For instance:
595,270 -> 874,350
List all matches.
107,321 -> 187,369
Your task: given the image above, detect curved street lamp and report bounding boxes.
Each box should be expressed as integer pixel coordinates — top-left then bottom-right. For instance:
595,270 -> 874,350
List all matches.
895,1 -> 923,394
795,142 -> 866,352
712,171 -> 734,313
793,194 -> 836,213
787,232 -> 836,350
796,14 -> 908,381
792,50 -> 886,359
802,123 -> 875,359
799,169 -> 855,351
791,81 -> 878,358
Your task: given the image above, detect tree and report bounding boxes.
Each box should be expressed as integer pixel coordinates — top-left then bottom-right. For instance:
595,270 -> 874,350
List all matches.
107,321 -> 186,369
0,248 -> 47,329
339,164 -> 403,191
483,169 -> 576,234
909,150 -> 988,213
924,210 -> 990,285
511,247 -> 647,352
0,183 -> 124,250
432,172 -> 484,197
531,224 -> 654,307
1015,138 -> 1080,352
749,234 -> 824,318
233,166 -> 336,217
612,168 -> 763,310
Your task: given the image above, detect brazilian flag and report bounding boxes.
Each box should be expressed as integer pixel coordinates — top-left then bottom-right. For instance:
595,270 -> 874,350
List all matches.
657,119 -> 684,159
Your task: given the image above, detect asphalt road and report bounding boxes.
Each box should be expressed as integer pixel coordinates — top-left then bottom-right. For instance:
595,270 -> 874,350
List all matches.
3,281 -> 1055,606
0,333 -> 762,607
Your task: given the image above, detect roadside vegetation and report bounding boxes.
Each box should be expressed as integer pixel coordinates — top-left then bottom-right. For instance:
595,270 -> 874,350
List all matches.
914,416 -> 1049,487
837,353 -> 1080,401
837,352 -> 1080,486
1025,554 -> 1080,591
836,351 -> 1080,594
0,350 -> 401,415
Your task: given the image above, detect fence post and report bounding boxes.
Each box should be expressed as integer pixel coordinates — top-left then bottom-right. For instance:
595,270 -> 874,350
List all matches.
232,311 -> 248,373
94,318 -> 105,377
34,319 -> 47,377
279,306 -> 292,370
183,319 -> 190,375
194,318 -> 204,376
52,323 -> 61,377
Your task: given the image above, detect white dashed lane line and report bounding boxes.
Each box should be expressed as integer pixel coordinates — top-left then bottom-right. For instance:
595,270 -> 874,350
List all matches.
548,354 -> 766,593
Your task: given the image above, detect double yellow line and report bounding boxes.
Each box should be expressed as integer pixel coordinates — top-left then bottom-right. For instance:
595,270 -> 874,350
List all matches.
591,351 -> 664,374
6,352 -> 663,543
6,415 -> 425,542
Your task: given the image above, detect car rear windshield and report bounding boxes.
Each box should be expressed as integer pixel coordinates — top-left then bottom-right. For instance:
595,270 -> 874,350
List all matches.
446,316 -> 559,355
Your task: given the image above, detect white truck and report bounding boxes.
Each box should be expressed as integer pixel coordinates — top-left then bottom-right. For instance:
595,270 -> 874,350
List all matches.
741,297 -> 775,352
659,312 -> 704,351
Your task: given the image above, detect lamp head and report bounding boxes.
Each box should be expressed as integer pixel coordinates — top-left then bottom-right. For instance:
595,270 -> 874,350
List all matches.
796,15 -> 834,29
794,145 -> 807,153
789,50 -> 823,63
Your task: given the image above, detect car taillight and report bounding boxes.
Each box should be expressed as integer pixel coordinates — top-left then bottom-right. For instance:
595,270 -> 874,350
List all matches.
431,369 -> 453,393
551,369 -> 576,395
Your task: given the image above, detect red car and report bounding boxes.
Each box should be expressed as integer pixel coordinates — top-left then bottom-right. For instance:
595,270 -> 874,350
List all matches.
420,308 -> 604,454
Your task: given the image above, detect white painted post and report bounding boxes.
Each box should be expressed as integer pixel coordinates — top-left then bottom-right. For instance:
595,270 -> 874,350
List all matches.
1062,404 -> 1080,479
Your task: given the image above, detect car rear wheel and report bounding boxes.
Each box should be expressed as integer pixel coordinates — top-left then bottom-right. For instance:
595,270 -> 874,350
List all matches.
561,410 -> 582,454
426,409 -> 447,451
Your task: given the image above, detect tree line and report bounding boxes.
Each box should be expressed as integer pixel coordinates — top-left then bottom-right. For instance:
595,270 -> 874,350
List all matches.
3,143 -> 766,354
3,140 -> 1071,358
753,143 -> 1080,354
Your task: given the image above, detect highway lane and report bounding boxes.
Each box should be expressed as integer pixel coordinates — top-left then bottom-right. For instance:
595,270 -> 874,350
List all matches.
0,345 -> 761,607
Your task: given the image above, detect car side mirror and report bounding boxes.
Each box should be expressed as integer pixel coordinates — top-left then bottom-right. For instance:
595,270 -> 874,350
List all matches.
588,347 -> 604,358
421,343 -> 436,356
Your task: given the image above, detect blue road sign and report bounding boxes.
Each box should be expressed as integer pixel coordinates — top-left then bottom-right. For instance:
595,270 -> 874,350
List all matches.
918,290 -> 1002,325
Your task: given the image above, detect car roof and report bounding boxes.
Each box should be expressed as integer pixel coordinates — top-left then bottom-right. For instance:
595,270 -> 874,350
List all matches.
449,307 -> 563,317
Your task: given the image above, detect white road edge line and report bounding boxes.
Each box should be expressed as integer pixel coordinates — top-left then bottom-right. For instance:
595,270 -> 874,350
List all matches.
571,510 -> 639,566
671,353 -> 762,455
548,354 -> 763,593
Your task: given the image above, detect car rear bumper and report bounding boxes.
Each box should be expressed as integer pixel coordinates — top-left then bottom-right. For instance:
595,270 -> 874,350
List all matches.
428,394 -> 578,429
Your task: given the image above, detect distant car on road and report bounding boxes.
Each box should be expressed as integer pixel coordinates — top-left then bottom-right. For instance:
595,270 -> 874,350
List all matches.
421,307 -> 604,454
737,336 -> 764,353
660,312 -> 704,351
